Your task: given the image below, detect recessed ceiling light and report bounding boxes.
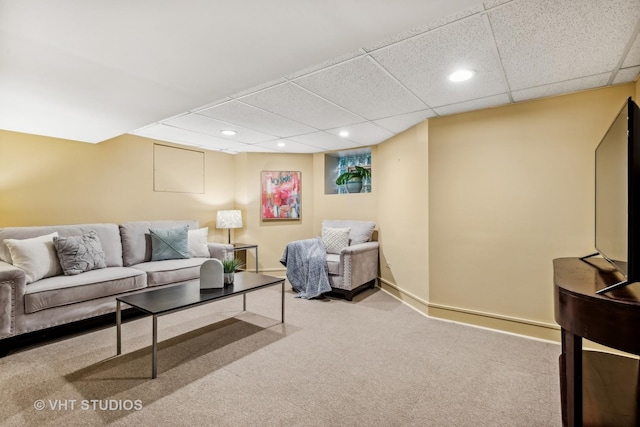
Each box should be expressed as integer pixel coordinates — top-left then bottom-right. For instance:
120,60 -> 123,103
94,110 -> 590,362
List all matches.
220,130 -> 237,136
339,130 -> 349,137
448,69 -> 475,82
277,141 -> 286,147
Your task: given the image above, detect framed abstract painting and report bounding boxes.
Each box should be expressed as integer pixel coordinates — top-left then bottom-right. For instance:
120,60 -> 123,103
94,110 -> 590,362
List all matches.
261,171 -> 301,220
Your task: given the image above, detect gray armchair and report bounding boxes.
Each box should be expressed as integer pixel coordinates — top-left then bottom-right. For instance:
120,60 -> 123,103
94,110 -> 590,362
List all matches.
322,220 -> 379,301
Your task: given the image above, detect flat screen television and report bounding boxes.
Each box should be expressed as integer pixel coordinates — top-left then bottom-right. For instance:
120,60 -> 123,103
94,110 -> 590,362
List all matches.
585,97 -> 640,294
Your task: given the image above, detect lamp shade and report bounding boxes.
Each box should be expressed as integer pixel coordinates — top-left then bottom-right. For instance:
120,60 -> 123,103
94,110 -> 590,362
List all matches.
216,210 -> 243,229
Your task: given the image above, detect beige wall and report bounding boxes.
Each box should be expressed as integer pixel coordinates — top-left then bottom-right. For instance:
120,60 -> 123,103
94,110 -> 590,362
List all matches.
376,122 -> 430,309
0,131 -> 235,242
3,80 -> 640,342
427,83 -> 636,339
233,152 -> 315,272
311,148 -> 378,233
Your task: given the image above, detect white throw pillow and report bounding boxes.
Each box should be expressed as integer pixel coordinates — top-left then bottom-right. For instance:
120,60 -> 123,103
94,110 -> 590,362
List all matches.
4,232 -> 62,283
188,227 -> 210,257
322,227 -> 350,255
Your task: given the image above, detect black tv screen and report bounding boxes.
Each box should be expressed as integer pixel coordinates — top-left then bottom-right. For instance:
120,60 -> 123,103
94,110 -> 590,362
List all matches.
593,97 -> 640,293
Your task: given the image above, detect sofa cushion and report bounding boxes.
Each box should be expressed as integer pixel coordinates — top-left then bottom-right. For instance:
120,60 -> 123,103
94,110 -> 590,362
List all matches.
132,258 -> 210,287
188,227 -> 210,257
54,231 -> 107,275
119,220 -> 199,267
3,232 -> 62,283
150,225 -> 190,261
0,224 -> 123,268
322,227 -> 350,254
322,220 -> 375,245
24,267 -> 146,314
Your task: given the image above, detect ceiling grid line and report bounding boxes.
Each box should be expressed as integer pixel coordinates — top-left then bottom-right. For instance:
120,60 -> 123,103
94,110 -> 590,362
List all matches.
607,16 -> 640,85
482,12 -> 514,103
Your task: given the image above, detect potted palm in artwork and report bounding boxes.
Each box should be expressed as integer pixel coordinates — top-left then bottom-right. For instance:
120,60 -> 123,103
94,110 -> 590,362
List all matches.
221,257 -> 244,285
335,166 -> 371,193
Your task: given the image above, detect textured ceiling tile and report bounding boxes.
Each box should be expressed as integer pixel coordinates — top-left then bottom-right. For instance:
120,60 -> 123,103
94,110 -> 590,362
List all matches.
372,15 -> 507,107
222,143 -> 279,154
512,73 -> 610,102
286,50 -> 365,80
230,78 -> 287,98
197,100 -> 315,137
326,122 -> 394,146
363,5 -> 484,52
433,93 -> 510,116
134,124 -> 238,150
164,113 -> 276,144
489,0 -> 640,90
613,66 -> 640,84
623,32 -> 640,68
289,131 -> 361,151
254,139 -> 323,153
483,0 -> 513,9
240,82 -> 365,130
295,56 -> 426,120
374,109 -> 436,133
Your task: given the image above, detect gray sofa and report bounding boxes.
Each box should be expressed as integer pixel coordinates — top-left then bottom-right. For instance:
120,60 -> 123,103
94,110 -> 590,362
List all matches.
0,220 -> 232,348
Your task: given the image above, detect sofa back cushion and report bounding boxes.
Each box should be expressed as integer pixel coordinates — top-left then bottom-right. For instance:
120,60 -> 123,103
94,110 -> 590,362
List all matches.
321,220 -> 376,245
119,220 -> 199,267
0,224 -> 123,268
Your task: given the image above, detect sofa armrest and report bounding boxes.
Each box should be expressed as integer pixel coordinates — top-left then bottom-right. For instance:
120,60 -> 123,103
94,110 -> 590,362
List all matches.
207,243 -> 234,261
339,242 -> 379,289
0,261 -> 26,338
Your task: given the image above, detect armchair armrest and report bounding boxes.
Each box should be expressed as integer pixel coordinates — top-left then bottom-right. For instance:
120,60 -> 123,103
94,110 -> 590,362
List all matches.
341,241 -> 379,255
338,242 -> 379,289
0,261 -> 26,338
207,243 -> 234,261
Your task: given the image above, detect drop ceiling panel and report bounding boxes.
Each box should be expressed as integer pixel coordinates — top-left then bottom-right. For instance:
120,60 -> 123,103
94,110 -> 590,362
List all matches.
254,139 -> 323,153
374,109 -> 436,133
327,122 -> 394,146
623,32 -> 640,68
197,100 -> 316,137
239,82 -> 365,130
286,50 -> 365,80
363,4 -> 484,52
614,67 -> 640,85
432,93 -> 510,116
223,144 -> 279,154
289,131 -> 361,151
133,124 -> 238,150
512,74 -> 611,102
489,0 -> 640,90
372,15 -> 507,107
164,113 -> 277,144
295,56 -> 427,120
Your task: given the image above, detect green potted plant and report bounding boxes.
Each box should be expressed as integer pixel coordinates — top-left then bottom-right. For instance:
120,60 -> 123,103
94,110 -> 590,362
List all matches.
221,257 -> 244,285
335,166 -> 371,193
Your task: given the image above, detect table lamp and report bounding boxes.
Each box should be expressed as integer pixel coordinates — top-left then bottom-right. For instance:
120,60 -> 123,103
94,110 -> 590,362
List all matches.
216,210 -> 243,244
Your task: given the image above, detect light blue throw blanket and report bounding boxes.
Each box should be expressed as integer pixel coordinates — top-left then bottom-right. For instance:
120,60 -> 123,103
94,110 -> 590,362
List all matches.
280,237 -> 331,299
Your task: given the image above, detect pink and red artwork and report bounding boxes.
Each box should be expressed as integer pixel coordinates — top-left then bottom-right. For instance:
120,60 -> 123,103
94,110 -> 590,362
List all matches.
261,171 -> 301,220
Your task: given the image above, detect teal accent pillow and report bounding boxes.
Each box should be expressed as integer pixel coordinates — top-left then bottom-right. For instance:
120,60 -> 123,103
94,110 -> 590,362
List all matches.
149,225 -> 190,261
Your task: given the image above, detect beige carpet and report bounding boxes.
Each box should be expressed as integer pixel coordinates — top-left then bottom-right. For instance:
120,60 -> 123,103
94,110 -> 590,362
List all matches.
0,286 -> 562,426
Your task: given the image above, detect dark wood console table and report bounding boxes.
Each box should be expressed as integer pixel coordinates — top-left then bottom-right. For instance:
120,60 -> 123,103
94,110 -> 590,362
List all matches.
554,257 -> 640,426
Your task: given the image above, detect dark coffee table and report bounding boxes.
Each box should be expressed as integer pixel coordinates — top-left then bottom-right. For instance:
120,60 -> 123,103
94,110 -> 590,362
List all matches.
116,271 -> 285,378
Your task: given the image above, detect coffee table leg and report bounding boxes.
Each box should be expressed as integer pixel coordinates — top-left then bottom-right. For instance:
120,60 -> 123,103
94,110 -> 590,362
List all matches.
281,281 -> 285,323
116,300 -> 121,355
152,315 -> 158,379
243,293 -> 246,311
